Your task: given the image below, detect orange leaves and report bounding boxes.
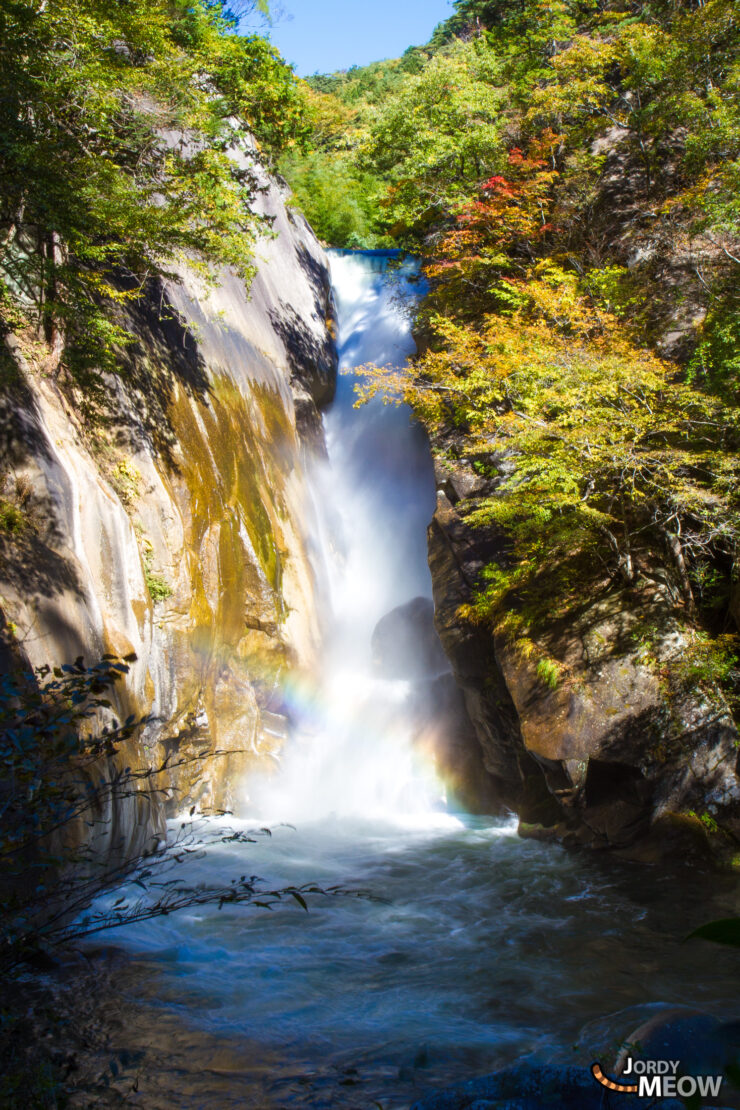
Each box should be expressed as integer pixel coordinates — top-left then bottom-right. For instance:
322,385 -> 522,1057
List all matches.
452,142 -> 558,248
416,131 -> 564,320
481,174 -> 516,196
427,143 -> 560,312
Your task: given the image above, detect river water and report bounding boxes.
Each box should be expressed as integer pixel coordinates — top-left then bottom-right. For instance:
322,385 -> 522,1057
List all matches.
77,252 -> 740,1109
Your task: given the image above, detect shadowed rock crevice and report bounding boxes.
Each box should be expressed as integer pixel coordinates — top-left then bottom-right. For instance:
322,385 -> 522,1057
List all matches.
0,386 -> 86,606
268,300 -> 336,408
115,278 -> 213,471
371,595 -> 505,814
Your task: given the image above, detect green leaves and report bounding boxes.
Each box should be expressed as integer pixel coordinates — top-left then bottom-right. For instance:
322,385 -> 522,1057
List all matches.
687,918 -> 740,948
364,42 -> 505,234
0,0 -> 302,373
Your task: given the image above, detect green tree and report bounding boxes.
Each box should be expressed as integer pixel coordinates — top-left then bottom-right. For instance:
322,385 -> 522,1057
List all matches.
281,150 -> 385,248
0,0 -> 306,374
364,41 -> 505,235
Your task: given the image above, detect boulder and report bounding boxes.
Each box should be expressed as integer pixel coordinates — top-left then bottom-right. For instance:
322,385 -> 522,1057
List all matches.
616,1007 -> 740,1091
409,1005 -> 740,1110
410,1062 -> 686,1110
371,596 -> 449,680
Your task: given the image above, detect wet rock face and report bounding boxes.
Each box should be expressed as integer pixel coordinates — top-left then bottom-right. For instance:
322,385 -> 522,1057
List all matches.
427,469 -> 740,861
371,596 -> 502,814
427,492 -> 560,825
0,167 -> 337,854
407,673 -> 506,815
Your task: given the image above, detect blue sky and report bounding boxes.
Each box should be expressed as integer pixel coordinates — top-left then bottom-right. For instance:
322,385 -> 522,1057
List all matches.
264,0 -> 455,76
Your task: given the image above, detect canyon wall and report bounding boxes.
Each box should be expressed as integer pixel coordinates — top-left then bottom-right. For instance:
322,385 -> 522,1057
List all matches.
428,460 -> 740,864
0,166 -> 336,856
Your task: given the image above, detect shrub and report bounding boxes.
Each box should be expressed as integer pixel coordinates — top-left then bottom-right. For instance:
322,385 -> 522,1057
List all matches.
109,460 -> 143,507
144,570 -> 173,602
536,657 -> 561,690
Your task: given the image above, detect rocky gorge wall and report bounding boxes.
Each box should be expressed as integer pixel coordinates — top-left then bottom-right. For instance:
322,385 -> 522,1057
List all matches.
428,458 -> 740,864
0,164 -> 336,858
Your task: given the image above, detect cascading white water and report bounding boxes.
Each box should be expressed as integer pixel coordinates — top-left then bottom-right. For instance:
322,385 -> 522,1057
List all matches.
248,250 -> 454,826
82,251 -> 740,1110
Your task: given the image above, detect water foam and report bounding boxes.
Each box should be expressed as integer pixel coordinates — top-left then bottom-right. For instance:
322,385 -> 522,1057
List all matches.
246,250 -> 448,828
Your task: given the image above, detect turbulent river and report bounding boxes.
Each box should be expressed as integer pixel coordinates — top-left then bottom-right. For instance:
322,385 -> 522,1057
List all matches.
77,252 -> 740,1109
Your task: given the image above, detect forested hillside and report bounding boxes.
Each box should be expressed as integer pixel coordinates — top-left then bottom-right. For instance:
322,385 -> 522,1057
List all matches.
283,0 -> 740,730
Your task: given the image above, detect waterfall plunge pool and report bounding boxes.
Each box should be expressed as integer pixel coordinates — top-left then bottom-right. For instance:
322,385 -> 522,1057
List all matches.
72,812 -> 740,1108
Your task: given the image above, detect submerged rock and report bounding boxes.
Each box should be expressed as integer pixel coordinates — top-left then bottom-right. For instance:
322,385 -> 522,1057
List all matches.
371,596 -> 449,679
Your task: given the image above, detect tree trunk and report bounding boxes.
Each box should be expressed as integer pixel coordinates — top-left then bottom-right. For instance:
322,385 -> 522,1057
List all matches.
42,231 -> 65,369
663,530 -> 695,615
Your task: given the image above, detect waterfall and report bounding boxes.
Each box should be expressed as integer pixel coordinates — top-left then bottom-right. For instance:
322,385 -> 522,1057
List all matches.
247,250 -> 455,826
80,252 -> 740,1110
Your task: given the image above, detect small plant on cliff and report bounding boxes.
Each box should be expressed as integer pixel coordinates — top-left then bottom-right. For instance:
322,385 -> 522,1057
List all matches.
145,570 -> 173,603
141,540 -> 173,603
675,632 -> 740,707
109,460 -> 143,507
536,658 -> 561,691
0,473 -> 33,536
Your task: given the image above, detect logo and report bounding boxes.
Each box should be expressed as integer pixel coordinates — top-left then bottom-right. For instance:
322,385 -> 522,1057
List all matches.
591,1058 -> 724,1099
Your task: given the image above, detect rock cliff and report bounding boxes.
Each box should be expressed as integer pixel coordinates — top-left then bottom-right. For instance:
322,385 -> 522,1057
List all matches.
0,165 -> 336,856
428,460 -> 740,863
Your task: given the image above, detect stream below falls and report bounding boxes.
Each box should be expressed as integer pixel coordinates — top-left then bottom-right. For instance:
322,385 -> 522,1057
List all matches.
74,251 -> 740,1109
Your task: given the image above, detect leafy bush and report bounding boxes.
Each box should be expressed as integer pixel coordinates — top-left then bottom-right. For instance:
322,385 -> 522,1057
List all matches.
689,918 -> 740,947
109,460 -> 143,507
140,538 -> 173,602
144,570 -> 173,602
0,473 -> 33,535
0,502 -> 25,534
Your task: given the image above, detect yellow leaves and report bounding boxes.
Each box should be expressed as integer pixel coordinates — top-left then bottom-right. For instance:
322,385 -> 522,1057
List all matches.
301,86 -> 358,150
526,33 -> 615,129
550,35 -> 616,78
616,22 -> 675,80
